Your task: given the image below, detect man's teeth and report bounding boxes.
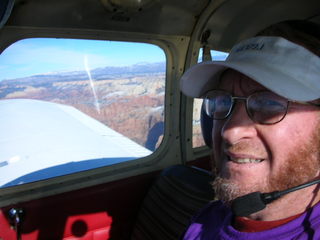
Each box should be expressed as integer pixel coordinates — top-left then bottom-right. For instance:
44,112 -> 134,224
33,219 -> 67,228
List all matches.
230,157 -> 263,163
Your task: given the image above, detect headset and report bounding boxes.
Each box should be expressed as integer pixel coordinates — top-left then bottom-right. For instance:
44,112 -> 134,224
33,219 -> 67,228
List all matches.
200,101 -> 213,148
0,0 -> 15,28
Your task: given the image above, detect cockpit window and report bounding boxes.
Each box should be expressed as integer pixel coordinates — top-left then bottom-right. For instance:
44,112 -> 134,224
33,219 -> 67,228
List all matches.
0,38 -> 166,187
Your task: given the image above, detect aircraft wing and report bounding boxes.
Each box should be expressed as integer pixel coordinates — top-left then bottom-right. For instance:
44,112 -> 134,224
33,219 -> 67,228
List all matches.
0,99 -> 152,187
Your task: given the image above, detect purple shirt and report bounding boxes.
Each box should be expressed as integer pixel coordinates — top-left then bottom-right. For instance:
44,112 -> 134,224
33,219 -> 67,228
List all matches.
183,201 -> 320,240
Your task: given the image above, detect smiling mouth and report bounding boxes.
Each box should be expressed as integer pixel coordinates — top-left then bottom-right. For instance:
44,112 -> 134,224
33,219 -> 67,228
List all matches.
229,156 -> 264,164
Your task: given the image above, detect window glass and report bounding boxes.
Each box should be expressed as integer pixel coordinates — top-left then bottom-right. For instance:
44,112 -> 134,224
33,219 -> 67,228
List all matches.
0,38 -> 166,187
192,49 -> 228,148
192,98 -> 205,148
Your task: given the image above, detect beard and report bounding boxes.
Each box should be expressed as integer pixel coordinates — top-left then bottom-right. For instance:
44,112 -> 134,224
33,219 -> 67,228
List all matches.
212,128 -> 320,205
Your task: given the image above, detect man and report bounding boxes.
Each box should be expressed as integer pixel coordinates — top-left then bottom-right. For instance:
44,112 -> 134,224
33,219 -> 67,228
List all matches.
180,20 -> 320,239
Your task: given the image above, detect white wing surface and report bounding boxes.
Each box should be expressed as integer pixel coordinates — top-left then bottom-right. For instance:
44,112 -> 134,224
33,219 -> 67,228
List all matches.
0,99 -> 152,187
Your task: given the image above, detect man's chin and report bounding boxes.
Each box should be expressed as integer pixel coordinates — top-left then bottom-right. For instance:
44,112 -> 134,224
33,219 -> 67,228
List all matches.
212,176 -> 261,204
212,177 -> 241,204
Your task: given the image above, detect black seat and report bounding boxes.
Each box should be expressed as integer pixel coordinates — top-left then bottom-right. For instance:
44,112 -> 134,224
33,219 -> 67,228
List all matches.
132,165 -> 215,240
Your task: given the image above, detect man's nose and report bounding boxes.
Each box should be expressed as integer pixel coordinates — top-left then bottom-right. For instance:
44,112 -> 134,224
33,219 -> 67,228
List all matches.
220,101 -> 257,144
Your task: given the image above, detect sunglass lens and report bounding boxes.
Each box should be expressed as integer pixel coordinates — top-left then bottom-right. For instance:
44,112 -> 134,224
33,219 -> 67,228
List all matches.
205,91 -> 232,119
248,92 -> 287,124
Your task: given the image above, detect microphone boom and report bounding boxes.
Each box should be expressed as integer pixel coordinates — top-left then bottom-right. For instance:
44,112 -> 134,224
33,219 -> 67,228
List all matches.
231,179 -> 320,216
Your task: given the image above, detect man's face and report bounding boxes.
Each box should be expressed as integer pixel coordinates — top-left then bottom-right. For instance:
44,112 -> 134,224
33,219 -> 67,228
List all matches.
212,70 -> 320,203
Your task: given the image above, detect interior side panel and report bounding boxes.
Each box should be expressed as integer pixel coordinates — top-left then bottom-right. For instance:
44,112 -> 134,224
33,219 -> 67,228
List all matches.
0,155 -> 211,240
188,155 -> 212,171
0,171 -> 158,240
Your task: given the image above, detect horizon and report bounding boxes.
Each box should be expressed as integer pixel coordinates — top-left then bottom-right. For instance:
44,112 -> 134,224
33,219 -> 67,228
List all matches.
0,37 -> 228,82
0,38 -> 166,81
1,61 -> 167,82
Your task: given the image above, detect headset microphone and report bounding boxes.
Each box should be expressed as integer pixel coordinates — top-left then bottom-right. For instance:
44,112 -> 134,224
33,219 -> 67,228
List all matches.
231,179 -> 320,217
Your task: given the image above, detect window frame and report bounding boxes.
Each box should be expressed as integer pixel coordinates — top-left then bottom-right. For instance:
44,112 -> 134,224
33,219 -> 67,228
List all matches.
0,27 -> 189,207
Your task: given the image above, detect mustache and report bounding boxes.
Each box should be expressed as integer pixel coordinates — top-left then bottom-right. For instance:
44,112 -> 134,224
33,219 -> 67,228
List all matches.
223,141 -> 266,156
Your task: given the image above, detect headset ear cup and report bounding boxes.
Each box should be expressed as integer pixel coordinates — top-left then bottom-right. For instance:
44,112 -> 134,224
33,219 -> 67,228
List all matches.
0,0 -> 14,28
200,101 -> 213,148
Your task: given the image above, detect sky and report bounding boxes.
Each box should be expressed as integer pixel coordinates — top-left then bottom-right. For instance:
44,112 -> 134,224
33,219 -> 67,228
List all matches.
0,38 -> 166,81
0,38 -> 228,81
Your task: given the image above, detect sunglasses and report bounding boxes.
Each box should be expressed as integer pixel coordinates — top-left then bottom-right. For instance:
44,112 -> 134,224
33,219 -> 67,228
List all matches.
203,90 -> 319,125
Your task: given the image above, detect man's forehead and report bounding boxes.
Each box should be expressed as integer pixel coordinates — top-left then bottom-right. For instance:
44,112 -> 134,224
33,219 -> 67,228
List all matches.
218,69 -> 268,93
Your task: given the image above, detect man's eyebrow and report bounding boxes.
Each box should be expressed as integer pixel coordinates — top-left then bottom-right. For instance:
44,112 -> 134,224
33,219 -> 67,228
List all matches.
239,74 -> 268,94
217,70 -> 227,87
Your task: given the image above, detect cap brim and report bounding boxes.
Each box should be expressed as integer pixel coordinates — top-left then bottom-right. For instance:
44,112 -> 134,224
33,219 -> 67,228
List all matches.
180,61 -> 228,98
180,36 -> 320,101
180,60 -> 320,101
